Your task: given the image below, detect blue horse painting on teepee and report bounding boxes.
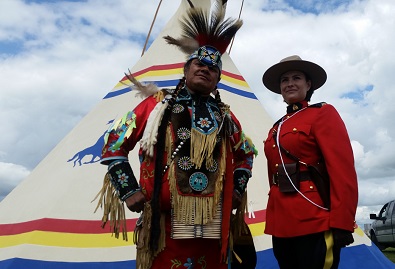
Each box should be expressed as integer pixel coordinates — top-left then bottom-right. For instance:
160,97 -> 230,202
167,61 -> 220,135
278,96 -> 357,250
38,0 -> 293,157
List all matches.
67,120 -> 114,167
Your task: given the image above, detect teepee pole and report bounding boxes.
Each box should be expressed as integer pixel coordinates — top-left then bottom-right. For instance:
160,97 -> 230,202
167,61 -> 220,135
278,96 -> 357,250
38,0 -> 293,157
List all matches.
141,0 -> 164,56
228,0 -> 244,54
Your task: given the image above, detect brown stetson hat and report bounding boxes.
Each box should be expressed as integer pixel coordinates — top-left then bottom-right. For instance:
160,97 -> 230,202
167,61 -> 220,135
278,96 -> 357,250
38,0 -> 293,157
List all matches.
262,55 -> 327,94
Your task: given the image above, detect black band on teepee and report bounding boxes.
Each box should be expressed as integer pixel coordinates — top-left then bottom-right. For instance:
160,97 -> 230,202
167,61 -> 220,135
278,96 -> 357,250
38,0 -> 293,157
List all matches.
108,160 -> 140,201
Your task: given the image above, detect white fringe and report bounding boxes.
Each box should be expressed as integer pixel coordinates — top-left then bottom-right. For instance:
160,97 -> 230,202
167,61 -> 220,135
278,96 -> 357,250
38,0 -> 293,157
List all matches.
140,95 -> 171,157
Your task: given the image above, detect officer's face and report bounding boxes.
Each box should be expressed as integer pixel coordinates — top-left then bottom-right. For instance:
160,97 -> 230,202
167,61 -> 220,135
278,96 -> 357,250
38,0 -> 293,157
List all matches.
280,71 -> 311,104
184,59 -> 220,96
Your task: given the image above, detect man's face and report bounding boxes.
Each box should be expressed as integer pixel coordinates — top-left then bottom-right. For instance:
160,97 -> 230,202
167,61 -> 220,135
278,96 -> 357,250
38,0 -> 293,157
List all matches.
184,59 -> 220,96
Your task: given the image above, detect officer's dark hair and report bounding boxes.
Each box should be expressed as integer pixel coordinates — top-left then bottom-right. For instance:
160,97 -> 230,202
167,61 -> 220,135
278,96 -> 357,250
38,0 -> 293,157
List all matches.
304,72 -> 315,102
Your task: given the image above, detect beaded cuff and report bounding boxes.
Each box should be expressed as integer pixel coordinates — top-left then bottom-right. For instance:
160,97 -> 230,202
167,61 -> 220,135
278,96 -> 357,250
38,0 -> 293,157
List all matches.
108,160 -> 140,201
233,169 -> 251,195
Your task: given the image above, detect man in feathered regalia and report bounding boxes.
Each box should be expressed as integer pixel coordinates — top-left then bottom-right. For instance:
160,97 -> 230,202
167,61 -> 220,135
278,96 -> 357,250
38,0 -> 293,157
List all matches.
96,1 -> 257,268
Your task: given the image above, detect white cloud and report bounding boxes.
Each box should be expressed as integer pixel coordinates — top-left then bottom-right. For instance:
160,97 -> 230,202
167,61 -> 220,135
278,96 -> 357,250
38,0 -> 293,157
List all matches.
0,162 -> 30,201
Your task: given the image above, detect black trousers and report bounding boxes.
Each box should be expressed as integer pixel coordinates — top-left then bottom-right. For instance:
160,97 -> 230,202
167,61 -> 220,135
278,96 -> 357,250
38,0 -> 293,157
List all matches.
272,231 -> 341,269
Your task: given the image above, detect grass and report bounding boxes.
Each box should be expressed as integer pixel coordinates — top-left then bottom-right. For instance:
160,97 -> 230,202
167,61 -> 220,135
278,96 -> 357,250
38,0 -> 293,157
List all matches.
383,247 -> 395,263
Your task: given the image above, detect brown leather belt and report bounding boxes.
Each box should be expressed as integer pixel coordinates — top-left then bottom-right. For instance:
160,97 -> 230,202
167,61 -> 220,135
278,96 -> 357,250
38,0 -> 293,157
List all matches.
272,171 -> 311,185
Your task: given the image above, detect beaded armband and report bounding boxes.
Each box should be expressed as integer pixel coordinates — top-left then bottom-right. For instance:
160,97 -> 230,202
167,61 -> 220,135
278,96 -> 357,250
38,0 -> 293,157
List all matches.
108,160 -> 140,201
233,169 -> 251,195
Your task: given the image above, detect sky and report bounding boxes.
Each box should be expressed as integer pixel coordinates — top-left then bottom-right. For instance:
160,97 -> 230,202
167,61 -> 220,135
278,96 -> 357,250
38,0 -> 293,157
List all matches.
1,0 -> 395,226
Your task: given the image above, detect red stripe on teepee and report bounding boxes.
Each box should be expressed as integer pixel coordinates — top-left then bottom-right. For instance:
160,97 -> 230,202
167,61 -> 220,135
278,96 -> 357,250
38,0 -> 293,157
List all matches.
120,63 -> 184,81
0,209 -> 265,236
0,218 -> 137,235
245,209 -> 266,225
119,63 -> 246,82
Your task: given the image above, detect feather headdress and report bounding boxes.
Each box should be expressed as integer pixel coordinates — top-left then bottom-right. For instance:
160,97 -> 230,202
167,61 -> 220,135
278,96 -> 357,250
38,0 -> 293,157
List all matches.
164,0 -> 243,70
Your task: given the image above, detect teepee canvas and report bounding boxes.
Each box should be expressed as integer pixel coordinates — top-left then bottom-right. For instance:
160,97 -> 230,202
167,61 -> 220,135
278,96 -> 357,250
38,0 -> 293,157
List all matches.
0,0 -> 393,268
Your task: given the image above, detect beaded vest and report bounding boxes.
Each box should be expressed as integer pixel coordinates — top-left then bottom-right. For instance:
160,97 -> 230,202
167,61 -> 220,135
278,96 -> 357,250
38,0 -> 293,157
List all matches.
167,87 -> 225,239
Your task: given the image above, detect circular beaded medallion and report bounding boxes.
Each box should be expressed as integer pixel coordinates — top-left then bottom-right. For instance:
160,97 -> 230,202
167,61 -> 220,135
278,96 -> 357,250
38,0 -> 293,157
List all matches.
177,127 -> 191,140
172,104 -> 184,113
206,159 -> 218,173
178,156 -> 193,171
189,172 -> 209,192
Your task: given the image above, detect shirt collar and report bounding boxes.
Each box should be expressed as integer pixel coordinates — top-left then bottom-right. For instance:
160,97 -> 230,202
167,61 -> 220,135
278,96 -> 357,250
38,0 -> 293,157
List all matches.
286,100 -> 309,114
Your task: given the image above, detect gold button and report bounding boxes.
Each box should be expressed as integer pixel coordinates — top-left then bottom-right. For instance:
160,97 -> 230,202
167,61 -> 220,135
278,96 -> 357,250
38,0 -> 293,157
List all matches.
286,116 -> 290,119
273,144 -> 276,148
293,128 -> 297,132
309,186 -> 314,189
275,164 -> 279,167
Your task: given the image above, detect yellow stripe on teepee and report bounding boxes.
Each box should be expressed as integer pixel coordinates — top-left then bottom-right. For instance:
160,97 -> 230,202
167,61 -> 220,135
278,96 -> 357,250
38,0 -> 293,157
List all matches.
112,68 -> 249,91
0,232 -> 134,248
221,74 -> 249,88
135,68 -> 183,79
248,222 -> 266,237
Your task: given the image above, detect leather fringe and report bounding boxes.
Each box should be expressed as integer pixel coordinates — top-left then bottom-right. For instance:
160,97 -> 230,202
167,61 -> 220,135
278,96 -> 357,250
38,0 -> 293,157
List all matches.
135,203 -> 166,269
165,124 -> 173,165
229,191 -> 249,264
233,191 -> 249,237
220,137 -> 234,262
92,173 -> 128,241
168,142 -> 225,226
190,128 -> 218,169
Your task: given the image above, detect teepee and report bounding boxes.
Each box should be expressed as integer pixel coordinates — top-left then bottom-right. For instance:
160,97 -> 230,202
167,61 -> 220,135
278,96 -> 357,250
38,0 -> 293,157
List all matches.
0,0 -> 393,268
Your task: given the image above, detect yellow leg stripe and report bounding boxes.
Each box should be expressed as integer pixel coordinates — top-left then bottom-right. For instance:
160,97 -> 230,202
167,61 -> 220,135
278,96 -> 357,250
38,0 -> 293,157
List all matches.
324,230 -> 334,269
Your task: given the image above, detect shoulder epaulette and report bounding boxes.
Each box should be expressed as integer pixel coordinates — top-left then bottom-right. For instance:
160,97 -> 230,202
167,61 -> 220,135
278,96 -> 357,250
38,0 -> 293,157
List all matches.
308,102 -> 327,108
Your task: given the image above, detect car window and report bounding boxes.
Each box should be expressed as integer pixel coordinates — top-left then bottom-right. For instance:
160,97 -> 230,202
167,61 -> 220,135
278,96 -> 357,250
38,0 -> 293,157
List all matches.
388,201 -> 395,218
379,203 -> 388,218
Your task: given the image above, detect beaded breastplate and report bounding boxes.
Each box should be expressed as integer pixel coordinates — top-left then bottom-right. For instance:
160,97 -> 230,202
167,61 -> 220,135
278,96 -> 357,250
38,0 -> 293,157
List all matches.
170,90 -> 222,196
167,88 -> 225,238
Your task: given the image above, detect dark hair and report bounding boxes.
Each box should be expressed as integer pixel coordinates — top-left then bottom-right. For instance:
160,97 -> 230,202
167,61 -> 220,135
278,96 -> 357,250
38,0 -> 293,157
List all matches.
149,78 -> 185,253
304,72 -> 315,102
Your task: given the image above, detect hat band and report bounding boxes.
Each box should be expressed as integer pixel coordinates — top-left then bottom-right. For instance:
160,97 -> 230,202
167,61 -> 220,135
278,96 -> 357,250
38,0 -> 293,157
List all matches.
188,46 -> 222,71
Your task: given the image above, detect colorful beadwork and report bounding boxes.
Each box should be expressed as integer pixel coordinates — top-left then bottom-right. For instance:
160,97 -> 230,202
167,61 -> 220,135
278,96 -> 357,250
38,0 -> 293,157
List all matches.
189,172 -> 209,192
178,156 -> 193,171
172,103 -> 185,113
206,159 -> 218,173
115,169 -> 129,188
177,127 -> 191,140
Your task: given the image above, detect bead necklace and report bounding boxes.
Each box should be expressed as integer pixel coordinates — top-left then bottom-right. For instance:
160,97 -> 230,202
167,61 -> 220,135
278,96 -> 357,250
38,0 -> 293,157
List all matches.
163,140 -> 186,174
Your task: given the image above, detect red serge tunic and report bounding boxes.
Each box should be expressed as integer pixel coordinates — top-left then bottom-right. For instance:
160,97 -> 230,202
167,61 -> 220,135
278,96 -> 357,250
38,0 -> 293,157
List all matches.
264,101 -> 358,238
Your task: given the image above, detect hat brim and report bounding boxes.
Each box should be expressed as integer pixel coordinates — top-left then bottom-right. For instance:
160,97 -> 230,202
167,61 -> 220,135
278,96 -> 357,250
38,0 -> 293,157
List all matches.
262,60 -> 327,94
